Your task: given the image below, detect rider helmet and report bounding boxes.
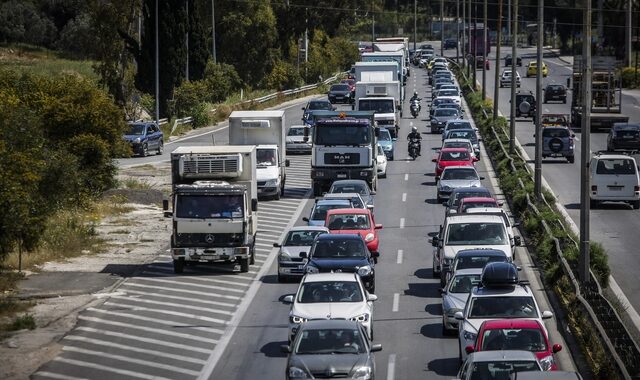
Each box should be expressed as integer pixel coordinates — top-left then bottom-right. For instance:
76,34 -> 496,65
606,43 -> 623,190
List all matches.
412,126 -> 418,132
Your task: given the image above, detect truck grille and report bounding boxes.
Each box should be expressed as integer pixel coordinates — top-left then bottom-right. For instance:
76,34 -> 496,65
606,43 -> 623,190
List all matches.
175,233 -> 242,247
324,153 -> 360,165
180,154 -> 241,177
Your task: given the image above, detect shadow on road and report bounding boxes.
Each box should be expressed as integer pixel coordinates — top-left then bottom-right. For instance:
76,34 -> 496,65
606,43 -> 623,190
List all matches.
404,282 -> 440,298
424,303 -> 443,316
260,341 -> 289,358
427,357 -> 460,376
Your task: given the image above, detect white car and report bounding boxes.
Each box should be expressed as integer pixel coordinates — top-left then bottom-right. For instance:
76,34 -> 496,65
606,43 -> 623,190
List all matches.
441,268 -> 483,334
442,139 -> 476,159
589,153 -> 640,209
465,207 -> 522,256
286,125 -> 312,154
274,226 -> 329,282
376,144 -> 387,178
436,166 -> 484,202
284,272 -> 377,342
499,69 -> 521,88
455,262 -> 553,363
434,89 -> 461,105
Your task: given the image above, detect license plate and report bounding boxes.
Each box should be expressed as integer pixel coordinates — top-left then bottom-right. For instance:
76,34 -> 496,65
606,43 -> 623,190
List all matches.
608,186 -> 623,191
337,173 -> 347,178
202,255 -> 216,260
623,135 -> 634,139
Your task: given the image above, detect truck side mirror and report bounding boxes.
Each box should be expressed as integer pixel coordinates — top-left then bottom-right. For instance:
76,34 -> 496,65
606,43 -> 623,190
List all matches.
163,199 -> 172,217
251,199 -> 258,212
285,159 -> 290,167
374,128 -> 380,138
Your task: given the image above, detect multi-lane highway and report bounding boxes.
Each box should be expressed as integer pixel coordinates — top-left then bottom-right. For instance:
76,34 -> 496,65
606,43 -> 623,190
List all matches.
32,48 -> 575,379
460,46 -> 640,325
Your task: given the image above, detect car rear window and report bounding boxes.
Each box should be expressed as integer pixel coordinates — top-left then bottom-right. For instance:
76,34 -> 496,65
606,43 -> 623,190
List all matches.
311,203 -> 350,220
442,168 -> 478,180
455,255 -> 507,270
446,222 -> 507,245
441,151 -> 470,161
327,214 -> 370,230
331,85 -> 349,91
542,128 -> 570,138
435,109 -> 458,117
596,159 -> 637,175
469,296 -> 538,318
480,328 -> 547,351
615,129 -> 640,138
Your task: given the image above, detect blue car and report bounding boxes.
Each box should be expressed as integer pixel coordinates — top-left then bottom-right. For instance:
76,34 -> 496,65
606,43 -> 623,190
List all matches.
303,234 -> 375,293
378,128 -> 395,160
302,100 -> 334,126
124,122 -> 164,157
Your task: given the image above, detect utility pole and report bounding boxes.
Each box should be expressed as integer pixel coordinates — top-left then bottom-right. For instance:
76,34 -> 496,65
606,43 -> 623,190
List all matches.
305,8 -> 309,83
414,0 -> 417,51
468,0 -> 472,78
482,0 -> 487,100
508,0 -> 511,43
185,0 -> 189,80
440,0 -> 444,56
509,0 -> 518,153
456,0 -> 460,64
211,0 -> 216,63
626,0 -> 633,66
534,0 -> 544,200
154,0 -> 160,123
579,0 -> 592,284
462,0 -> 466,69
553,17 -> 557,49
493,0 -> 503,120
472,1 -> 477,89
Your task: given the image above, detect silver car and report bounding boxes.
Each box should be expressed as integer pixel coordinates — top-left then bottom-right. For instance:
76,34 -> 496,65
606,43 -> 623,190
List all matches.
303,199 -> 352,227
274,226 -> 329,282
437,166 -> 484,202
441,268 -> 482,334
286,125 -> 312,154
458,350 -> 542,378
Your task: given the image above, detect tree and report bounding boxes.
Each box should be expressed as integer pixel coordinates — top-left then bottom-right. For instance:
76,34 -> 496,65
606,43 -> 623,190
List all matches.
186,0 -> 209,81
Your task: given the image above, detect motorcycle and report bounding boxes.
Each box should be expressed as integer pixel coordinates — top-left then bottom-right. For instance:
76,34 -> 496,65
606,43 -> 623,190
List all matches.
408,140 -> 420,160
410,99 -> 421,118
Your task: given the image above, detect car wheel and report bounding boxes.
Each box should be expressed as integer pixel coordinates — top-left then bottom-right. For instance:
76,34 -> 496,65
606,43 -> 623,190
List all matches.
249,244 -> 255,265
142,143 -> 149,157
274,187 -> 281,200
277,272 -> 286,283
563,98 -> 567,104
313,183 -> 323,197
442,316 -> 448,336
389,154 -> 394,161
634,200 -> 640,210
590,199 -> 598,209
432,255 -> 440,277
173,259 -> 184,274
568,156 -> 575,163
157,140 -> 164,155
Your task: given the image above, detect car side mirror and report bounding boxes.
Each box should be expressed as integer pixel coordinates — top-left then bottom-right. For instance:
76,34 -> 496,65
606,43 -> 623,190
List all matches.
370,344 -> 383,352
430,237 -> 439,247
367,294 -> 378,302
454,311 -> 464,320
465,345 -> 475,354
517,266 -> 522,271
251,199 -> 258,212
375,224 -> 383,230
370,190 -> 376,195
542,310 -> 554,319
432,158 -> 437,162
473,156 -> 479,162
479,176 -> 485,180
439,288 -> 446,294
273,243 -> 281,248
299,252 -> 308,258
514,236 -> 522,246
552,343 -> 563,353
301,107 -> 305,111
285,159 -> 290,167
302,217 -> 309,222
163,199 -> 172,217
280,345 -> 291,353
283,295 -> 294,303
366,204 -> 374,210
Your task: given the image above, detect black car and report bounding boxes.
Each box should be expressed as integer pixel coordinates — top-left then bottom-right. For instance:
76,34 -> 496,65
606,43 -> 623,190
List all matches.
607,123 -> 640,151
514,91 -> 536,118
327,84 -> 352,104
543,84 -> 568,104
430,98 -> 457,117
282,320 -> 381,380
504,54 -> 523,66
303,234 -> 375,293
444,38 -> 458,49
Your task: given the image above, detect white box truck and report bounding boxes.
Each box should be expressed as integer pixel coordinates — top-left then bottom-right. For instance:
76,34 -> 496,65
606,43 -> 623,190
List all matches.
229,110 -> 290,200
354,80 -> 402,138
164,145 -> 258,273
361,51 -> 407,88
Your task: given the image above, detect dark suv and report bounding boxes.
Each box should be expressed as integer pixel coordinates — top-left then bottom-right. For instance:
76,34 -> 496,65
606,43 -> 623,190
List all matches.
607,123 -> 640,151
504,54 -> 522,66
543,84 -> 568,104
515,92 -> 536,119
541,126 -> 575,163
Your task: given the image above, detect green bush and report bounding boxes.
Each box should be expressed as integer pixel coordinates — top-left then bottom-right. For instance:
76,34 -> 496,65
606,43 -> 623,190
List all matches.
203,61 -> 242,103
261,59 -> 303,91
621,67 -> 639,88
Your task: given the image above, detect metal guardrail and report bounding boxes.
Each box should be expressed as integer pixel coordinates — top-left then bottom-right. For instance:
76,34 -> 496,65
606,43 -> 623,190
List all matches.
455,62 -> 639,379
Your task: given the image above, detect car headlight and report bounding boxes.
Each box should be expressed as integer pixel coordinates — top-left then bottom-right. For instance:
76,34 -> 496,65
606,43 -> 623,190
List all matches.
463,330 -> 477,342
306,265 -> 319,274
364,233 -> 375,242
290,315 -> 307,324
264,179 -> 278,187
350,313 -> 370,323
288,366 -> 309,378
352,366 -> 372,380
357,265 -> 372,276
382,145 -> 392,151
134,137 -> 141,144
440,185 -> 451,191
539,355 -> 555,371
443,258 -> 453,267
278,252 -> 290,261
446,307 -> 462,317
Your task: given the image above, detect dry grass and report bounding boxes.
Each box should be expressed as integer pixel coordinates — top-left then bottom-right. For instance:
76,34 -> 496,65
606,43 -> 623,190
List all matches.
119,178 -> 156,190
0,44 -> 97,80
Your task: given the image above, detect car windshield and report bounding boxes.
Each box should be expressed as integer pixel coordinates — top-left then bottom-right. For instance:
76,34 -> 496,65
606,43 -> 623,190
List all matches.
447,130 -> 477,141
469,361 -> 540,380
311,239 -> 367,258
542,128 -> 570,138
288,128 -> 305,136
308,101 -> 333,110
295,328 -> 366,355
451,190 -> 492,207
297,281 -> 363,303
434,99 -> 454,107
327,214 -> 370,230
311,203 -> 351,221
127,124 -> 146,135
469,296 -> 538,318
439,90 -> 458,96
596,159 -> 636,175
462,202 -> 498,211
331,85 -> 349,91
315,124 -> 371,145
455,255 -> 507,270
480,328 -> 547,352
358,99 -> 395,113
446,222 -> 507,245
256,148 -> 277,167
378,129 -> 391,141
435,109 -> 458,117
446,122 -> 472,130
175,195 -> 243,219
548,85 -> 563,91
441,151 -> 470,161
449,274 -> 481,293
284,230 -> 326,246
616,129 -> 640,138
331,183 -> 368,196
441,168 -> 478,180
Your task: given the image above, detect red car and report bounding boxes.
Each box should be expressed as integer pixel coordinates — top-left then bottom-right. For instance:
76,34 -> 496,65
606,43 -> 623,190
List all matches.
466,319 -> 562,371
340,79 -> 356,92
432,147 -> 478,177
325,208 -> 382,260
457,197 -> 503,213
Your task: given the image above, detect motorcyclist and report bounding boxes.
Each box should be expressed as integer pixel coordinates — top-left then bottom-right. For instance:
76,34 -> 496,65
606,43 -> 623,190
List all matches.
410,91 -> 421,103
407,126 -> 422,156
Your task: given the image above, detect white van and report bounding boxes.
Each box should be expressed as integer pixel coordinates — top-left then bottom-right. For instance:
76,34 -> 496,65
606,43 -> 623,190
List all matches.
590,153 -> 640,209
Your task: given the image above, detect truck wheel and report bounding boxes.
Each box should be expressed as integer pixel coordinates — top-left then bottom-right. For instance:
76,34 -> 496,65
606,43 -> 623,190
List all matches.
634,200 -> 640,210
249,245 -> 255,265
239,257 -> 250,272
274,188 -> 281,200
590,199 -> 598,209
173,259 -> 184,274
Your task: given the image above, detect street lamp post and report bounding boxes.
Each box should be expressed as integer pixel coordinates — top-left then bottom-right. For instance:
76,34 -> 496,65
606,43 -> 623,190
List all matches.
456,0 -> 460,64
534,0 -> 544,200
579,0 -> 592,284
211,0 -> 216,63
440,0 -> 444,57
154,0 -> 160,123
509,0 -> 518,154
493,0 -> 503,120
414,0 -> 417,51
482,0 -> 487,100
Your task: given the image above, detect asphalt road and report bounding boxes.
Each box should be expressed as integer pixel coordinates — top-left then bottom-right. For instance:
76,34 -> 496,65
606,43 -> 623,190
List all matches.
461,45 -> 640,321
32,49 -> 574,379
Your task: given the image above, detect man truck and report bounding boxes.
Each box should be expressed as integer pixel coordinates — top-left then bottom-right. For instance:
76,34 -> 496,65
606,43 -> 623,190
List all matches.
164,146 -> 258,273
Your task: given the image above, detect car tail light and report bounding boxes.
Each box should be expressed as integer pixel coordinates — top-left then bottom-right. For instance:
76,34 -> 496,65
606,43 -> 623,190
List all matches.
635,186 -> 639,192
591,185 -> 597,191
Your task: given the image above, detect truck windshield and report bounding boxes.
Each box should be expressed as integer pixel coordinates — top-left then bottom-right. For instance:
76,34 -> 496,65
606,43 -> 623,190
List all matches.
288,127 -> 305,136
358,99 -> 395,113
257,148 -> 277,167
315,124 -> 371,146
175,195 -> 244,219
